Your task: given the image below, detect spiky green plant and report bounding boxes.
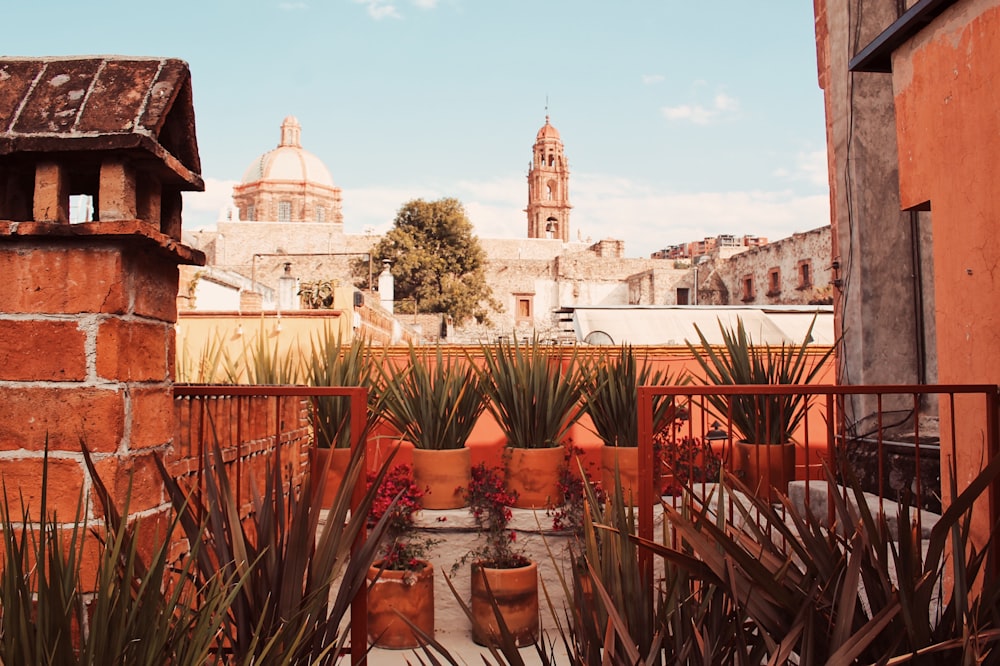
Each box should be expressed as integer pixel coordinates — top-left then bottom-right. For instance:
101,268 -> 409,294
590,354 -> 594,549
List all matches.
0,443 -> 235,666
645,454 -> 1000,664
176,329 -> 230,383
477,336 -> 590,449
583,344 -> 679,447
240,318 -> 300,385
686,315 -> 832,444
377,344 -> 486,450
156,436 -> 396,665
306,326 -> 379,448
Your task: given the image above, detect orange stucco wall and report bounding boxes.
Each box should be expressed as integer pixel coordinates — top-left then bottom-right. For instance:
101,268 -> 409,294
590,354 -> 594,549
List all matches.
891,0 -> 1000,530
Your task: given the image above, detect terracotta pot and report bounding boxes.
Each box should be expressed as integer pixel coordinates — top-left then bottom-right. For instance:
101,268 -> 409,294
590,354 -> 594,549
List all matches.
734,441 -> 796,503
367,561 -> 435,649
506,446 -> 564,509
310,446 -> 353,507
412,447 -> 471,509
600,445 -> 641,504
470,561 -> 539,647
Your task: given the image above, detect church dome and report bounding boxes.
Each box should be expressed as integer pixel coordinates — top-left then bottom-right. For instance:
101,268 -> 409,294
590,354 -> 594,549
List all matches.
240,116 -> 335,187
536,115 -> 561,141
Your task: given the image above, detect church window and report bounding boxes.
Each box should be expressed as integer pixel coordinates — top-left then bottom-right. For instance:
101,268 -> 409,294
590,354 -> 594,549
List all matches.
246,204 -> 255,221
547,154 -> 554,167
547,182 -> 555,200
514,294 -> 533,325
278,201 -> 291,222
741,275 -> 755,302
316,207 -> 326,223
767,268 -> 781,296
798,260 -> 813,289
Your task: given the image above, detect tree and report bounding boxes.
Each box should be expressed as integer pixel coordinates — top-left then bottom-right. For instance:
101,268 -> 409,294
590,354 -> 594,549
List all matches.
359,198 -> 499,324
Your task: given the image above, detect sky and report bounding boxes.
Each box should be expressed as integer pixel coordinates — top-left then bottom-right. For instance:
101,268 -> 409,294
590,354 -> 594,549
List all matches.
4,1 -> 830,259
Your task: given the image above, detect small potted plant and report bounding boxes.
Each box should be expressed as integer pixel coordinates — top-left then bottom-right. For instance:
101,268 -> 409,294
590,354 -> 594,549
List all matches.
306,327 -> 380,505
455,462 -> 538,647
582,344 -> 679,503
686,315 -> 832,501
365,464 -> 437,649
477,336 -> 591,508
376,344 -> 486,509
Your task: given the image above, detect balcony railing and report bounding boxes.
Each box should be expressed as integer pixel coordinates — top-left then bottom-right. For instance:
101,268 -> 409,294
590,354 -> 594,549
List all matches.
173,384 -> 369,665
637,383 -> 1000,579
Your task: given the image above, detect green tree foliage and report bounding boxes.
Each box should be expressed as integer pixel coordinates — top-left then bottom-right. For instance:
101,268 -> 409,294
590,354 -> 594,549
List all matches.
361,198 -> 499,324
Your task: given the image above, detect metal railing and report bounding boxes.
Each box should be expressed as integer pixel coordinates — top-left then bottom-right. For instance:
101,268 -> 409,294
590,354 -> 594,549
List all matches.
173,384 -> 370,665
637,383 -> 1000,581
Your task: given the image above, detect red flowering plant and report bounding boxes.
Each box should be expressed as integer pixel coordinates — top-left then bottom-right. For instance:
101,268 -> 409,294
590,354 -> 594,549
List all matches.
453,462 -> 529,571
656,431 -> 723,495
367,464 -> 437,573
549,445 -> 607,534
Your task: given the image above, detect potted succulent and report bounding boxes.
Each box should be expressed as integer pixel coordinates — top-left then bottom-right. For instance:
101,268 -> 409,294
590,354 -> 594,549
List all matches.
306,327 -> 380,505
686,315 -> 832,501
582,344 -> 679,503
455,462 -> 538,647
365,464 -> 438,649
376,344 -> 487,509
477,336 -> 591,508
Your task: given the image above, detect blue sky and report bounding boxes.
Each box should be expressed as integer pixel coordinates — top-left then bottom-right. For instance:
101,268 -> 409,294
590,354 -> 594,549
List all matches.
4,1 -> 829,258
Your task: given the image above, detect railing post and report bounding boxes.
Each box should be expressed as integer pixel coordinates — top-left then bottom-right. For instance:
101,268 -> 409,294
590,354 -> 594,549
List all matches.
988,386 -> 1000,578
350,387 -> 368,665
637,386 -> 654,596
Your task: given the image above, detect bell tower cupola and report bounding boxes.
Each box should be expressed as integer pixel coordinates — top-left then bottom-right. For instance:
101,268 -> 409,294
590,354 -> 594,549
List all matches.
526,115 -> 571,241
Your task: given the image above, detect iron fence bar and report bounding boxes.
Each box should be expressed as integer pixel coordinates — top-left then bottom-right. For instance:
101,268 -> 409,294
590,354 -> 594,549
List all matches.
987,388 -> 1000,577
174,384 -> 370,665
637,384 -> 655,600
912,392 -> 921,534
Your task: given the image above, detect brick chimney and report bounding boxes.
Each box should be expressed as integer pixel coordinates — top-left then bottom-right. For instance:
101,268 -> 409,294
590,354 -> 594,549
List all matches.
0,57 -> 205,562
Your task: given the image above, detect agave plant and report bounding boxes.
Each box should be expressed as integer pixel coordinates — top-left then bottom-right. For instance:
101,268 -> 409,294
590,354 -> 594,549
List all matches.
156,437 -> 396,665
0,443 -> 235,666
306,326 -> 380,449
477,336 -> 590,449
377,343 -> 486,450
239,318 -> 301,385
582,344 -> 679,447
686,315 -> 832,444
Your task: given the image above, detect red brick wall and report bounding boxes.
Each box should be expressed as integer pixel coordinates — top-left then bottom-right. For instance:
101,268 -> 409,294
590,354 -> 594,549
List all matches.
0,231 -> 186,580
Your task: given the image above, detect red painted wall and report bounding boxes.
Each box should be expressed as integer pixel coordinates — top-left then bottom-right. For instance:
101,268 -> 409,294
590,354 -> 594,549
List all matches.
891,0 -> 1000,530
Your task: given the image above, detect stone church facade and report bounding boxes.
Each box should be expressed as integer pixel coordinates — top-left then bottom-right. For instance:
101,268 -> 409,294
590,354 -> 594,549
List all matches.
182,116 -> 830,343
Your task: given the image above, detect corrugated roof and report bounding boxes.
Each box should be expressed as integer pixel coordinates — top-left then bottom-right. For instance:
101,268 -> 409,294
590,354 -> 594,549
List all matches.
571,305 -> 834,347
0,55 -> 202,189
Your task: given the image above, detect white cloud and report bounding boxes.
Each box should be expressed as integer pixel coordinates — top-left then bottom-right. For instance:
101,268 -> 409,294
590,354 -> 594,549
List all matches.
641,74 -> 665,85
412,0 -> 439,7
182,177 -> 240,230
354,0 -> 401,19
661,90 -> 740,125
773,149 -> 829,188
277,2 -> 308,10
339,173 -> 830,259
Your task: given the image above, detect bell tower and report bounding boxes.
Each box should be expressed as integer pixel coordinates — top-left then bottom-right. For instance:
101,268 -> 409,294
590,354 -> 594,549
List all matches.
526,116 -> 571,241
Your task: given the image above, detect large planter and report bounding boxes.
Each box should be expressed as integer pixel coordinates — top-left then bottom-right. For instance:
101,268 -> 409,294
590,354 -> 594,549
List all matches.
734,441 -> 796,503
367,561 -> 435,649
506,446 -> 564,509
412,447 -> 471,509
310,447 -> 352,507
600,445 -> 642,504
470,561 -> 539,647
